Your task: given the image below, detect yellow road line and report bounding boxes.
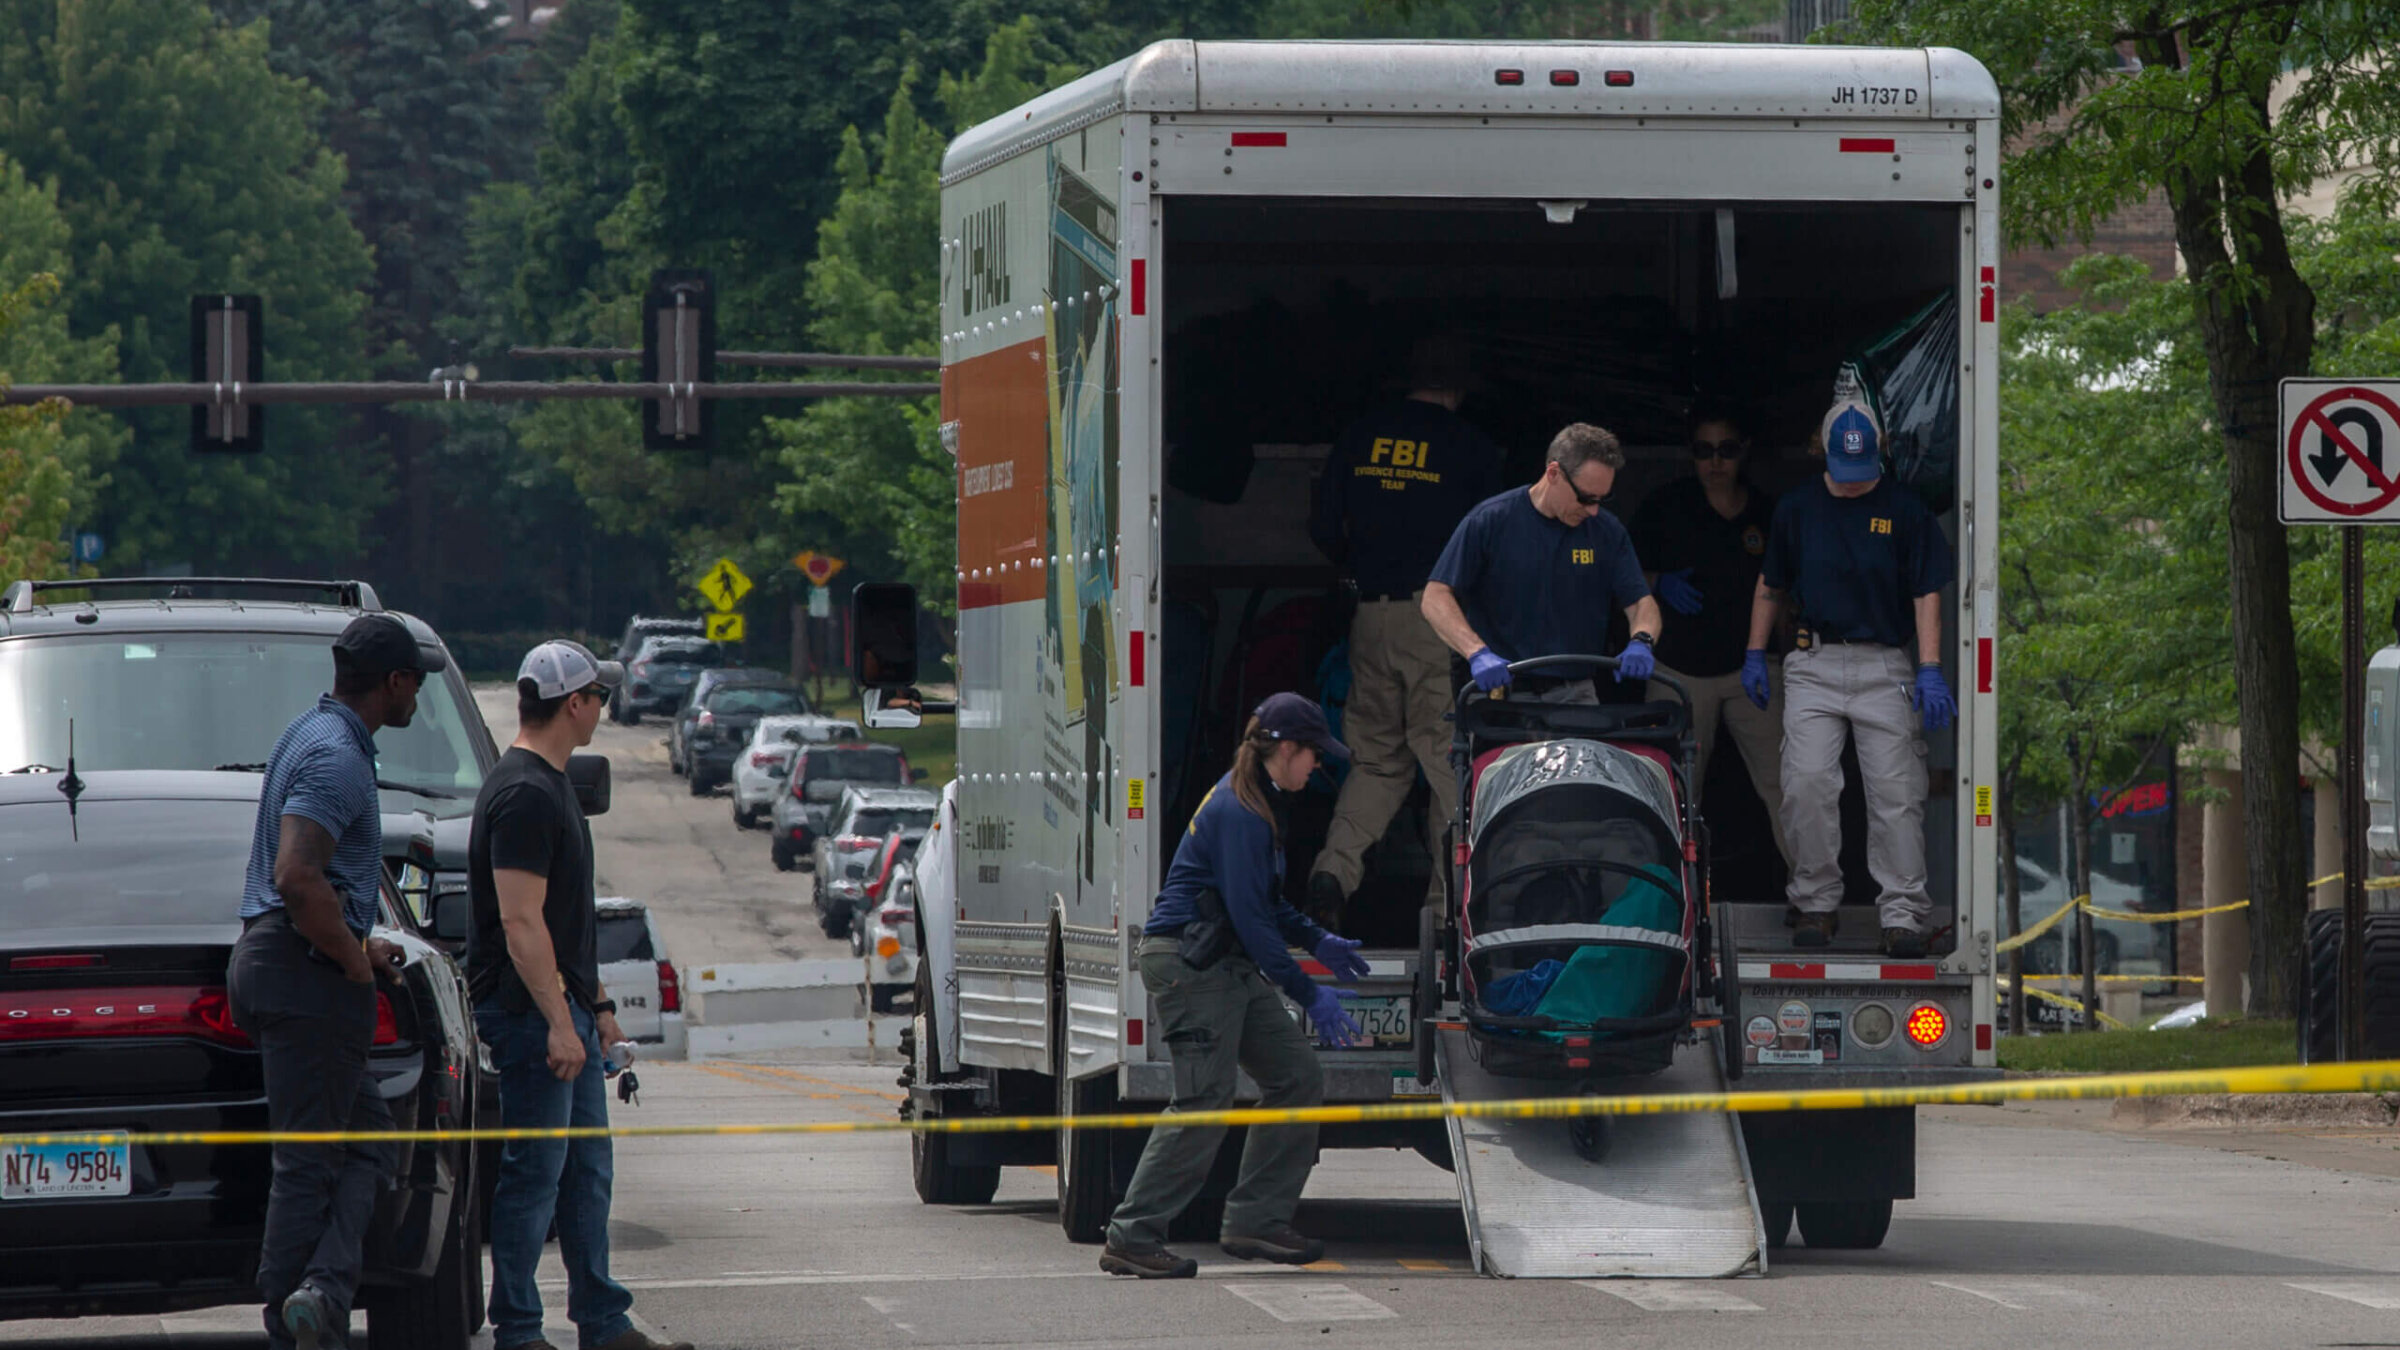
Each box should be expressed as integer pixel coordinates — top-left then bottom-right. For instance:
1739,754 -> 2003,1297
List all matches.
730,1062 -> 906,1102
692,1063 -> 892,1118
9,1060 -> 2399,1149
1396,1259 -> 1453,1272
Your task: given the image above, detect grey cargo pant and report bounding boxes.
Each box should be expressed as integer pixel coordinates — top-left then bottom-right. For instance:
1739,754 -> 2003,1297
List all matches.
1314,597 -> 1457,904
1106,938 -> 1323,1248
1778,643 -> 1930,932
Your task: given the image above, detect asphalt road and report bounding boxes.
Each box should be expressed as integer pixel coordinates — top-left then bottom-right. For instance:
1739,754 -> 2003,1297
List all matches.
7,1059 -> 2399,1349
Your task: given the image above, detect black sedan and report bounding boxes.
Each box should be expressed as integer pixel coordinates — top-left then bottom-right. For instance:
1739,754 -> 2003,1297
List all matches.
669,671 -> 807,795
0,771 -> 481,1347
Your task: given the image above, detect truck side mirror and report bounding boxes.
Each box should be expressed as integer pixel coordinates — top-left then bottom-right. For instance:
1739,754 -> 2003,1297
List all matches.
568,753 -> 611,816
431,888 -> 471,944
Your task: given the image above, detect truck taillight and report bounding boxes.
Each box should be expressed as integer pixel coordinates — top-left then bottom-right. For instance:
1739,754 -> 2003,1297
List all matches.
657,960 -> 681,1014
1904,1003 -> 1948,1049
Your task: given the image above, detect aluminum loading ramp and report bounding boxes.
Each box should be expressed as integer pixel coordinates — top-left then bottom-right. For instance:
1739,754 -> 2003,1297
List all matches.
1437,1026 -> 1765,1278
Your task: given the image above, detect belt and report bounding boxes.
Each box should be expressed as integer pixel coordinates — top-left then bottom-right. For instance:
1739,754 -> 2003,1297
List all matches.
1796,626 -> 1895,648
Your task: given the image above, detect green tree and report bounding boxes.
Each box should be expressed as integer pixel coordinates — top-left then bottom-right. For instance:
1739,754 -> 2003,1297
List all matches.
1844,0 -> 2400,1012
0,0 -> 375,573
0,151 -> 122,579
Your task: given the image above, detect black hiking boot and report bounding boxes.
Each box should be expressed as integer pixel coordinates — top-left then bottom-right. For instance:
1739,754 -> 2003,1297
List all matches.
1100,1241 -> 1198,1279
1222,1223 -> 1326,1266
1791,911 -> 1838,948
1881,927 -> 1929,959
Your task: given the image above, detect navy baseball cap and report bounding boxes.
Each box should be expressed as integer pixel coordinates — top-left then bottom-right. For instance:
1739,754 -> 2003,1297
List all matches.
332,614 -> 448,677
1820,397 -> 1884,484
1253,691 -> 1350,762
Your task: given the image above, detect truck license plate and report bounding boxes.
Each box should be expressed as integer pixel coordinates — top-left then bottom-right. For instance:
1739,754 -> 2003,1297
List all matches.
2,1134 -> 130,1200
1322,994 -> 1412,1046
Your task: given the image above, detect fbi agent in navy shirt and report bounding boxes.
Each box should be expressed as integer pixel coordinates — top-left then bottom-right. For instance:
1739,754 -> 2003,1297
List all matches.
1743,397 -> 1956,958
1306,334 -> 1502,923
1422,422 -> 1663,704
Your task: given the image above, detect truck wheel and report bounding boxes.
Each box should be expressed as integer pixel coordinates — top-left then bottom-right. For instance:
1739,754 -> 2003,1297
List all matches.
1796,1197 -> 1891,1249
2301,909 -> 2341,1063
1416,905 -> 1441,1086
366,1168 -> 478,1349
909,960 -> 1000,1206
1057,1067 -> 1116,1244
1759,1197 -> 1793,1249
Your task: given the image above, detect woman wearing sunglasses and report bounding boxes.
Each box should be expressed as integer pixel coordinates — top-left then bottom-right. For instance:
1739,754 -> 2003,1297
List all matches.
1627,403 -> 1790,867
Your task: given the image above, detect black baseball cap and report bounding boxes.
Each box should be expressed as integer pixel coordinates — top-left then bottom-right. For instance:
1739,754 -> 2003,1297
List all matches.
1253,691 -> 1350,762
332,614 -> 449,677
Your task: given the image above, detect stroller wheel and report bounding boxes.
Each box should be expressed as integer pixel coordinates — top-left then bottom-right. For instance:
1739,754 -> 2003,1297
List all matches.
1568,1114 -> 1610,1164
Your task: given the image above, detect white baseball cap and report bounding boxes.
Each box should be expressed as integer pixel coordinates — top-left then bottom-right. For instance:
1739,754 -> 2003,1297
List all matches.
518,640 -> 625,699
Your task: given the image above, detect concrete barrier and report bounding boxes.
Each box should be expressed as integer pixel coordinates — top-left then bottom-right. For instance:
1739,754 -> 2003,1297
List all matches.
686,958 -> 908,1061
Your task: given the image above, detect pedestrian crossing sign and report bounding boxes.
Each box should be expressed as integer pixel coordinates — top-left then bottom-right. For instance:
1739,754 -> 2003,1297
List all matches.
697,557 -> 753,612
706,612 -> 746,643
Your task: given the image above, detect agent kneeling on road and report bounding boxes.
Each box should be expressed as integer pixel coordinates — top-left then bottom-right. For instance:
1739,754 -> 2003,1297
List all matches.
230,615 -> 440,1350
1629,402 -> 1790,865
1305,333 -> 1502,925
1742,399 -> 1955,959
1421,422 -> 1663,703
468,641 -> 692,1350
1100,693 -> 1373,1280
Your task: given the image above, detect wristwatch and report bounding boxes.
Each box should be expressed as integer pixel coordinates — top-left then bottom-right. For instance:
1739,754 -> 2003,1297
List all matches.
1631,630 -> 1657,645
590,999 -> 617,1016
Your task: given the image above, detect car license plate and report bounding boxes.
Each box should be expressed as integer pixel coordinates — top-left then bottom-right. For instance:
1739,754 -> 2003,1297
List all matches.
2,1134 -> 130,1200
1323,994 -> 1412,1046
1390,1071 -> 1439,1097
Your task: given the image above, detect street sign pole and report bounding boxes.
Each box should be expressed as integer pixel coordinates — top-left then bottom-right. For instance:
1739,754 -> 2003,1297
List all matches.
2341,524 -> 2368,1061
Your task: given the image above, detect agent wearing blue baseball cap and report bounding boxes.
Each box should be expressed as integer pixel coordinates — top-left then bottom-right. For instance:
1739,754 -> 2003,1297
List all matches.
1100,692 -> 1372,1279
1742,397 -> 1955,959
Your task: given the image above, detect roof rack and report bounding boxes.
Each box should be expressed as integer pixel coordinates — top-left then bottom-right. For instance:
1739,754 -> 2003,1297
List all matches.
2,577 -> 384,613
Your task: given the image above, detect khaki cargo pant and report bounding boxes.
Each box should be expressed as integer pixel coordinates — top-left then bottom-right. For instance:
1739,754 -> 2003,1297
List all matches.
1778,643 -> 1930,932
1648,661 -> 1791,865
1313,597 -> 1459,904
1105,939 -> 1324,1247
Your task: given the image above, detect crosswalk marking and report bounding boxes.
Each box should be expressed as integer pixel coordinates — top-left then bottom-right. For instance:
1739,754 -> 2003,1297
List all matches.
1930,1279 -> 2100,1310
1225,1281 -> 1398,1322
2287,1280 -> 2400,1309
1586,1281 -> 1763,1312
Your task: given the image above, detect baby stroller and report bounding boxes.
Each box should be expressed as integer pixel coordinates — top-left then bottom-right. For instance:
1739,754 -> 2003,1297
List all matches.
1414,655 -> 1739,1096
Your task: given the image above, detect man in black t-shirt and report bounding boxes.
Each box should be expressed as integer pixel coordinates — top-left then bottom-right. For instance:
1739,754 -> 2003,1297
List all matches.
1305,335 -> 1503,922
1629,405 -> 1788,865
469,641 -> 690,1350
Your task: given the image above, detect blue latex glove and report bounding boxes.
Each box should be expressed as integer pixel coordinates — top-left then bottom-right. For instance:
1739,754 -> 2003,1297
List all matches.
1655,568 -> 1704,616
1468,647 -> 1512,692
1305,985 -> 1364,1047
1913,662 -> 1956,732
1740,649 -> 1771,710
1312,933 -> 1370,984
1616,637 -> 1655,683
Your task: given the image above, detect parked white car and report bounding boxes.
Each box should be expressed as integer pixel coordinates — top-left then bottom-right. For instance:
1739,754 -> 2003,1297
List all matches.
731,715 -> 863,828
595,897 -> 686,1059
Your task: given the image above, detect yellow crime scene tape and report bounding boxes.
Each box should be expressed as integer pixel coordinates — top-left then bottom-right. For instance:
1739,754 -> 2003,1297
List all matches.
7,1061 -> 2400,1151
1993,871 -> 2397,952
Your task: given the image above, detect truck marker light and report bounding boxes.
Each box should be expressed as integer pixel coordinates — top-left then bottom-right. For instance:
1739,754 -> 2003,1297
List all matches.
1974,1022 -> 1993,1052
1549,69 -> 1579,86
1127,1018 -> 1144,1046
1603,70 -> 1634,87
1494,69 -> 1524,86
1905,1003 -> 1949,1048
1129,259 -> 1146,316
1839,137 -> 1897,154
1229,132 -> 1286,148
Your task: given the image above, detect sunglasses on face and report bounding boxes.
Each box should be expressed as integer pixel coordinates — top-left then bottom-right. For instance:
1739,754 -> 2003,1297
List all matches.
1690,439 -> 1745,462
1553,463 -> 1607,507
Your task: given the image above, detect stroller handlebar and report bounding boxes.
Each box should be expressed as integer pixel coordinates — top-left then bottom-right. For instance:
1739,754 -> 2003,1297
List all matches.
1452,653 -> 1696,716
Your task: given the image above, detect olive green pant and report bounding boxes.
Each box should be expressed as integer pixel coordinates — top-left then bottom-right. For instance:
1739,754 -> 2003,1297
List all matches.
1105,939 -> 1324,1248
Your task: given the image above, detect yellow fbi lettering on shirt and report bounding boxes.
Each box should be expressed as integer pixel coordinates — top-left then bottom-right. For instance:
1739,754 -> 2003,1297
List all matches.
1357,437 -> 1443,490
1570,548 -> 1595,565
1869,517 -> 1893,535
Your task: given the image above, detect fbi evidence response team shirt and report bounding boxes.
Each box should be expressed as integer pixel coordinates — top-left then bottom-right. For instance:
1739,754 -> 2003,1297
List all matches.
1761,477 -> 1954,650
1428,487 -> 1651,677
1309,399 -> 1503,598
1629,477 -> 1779,677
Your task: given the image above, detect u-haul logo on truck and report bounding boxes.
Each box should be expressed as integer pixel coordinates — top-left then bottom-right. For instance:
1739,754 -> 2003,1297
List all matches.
961,201 -> 1011,317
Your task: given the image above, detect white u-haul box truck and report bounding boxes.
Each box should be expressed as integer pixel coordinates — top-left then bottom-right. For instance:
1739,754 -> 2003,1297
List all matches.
872,38 -> 2003,1274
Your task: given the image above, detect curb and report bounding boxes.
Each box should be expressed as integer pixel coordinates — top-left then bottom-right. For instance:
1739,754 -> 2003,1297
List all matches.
2110,1091 -> 2400,1130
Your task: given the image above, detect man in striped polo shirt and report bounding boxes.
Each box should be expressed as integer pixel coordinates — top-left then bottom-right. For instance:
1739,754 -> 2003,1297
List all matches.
227,613 -> 446,1350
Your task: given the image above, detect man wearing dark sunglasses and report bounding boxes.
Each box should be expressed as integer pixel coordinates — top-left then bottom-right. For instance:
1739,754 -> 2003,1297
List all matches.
1628,404 -> 1789,866
1422,422 -> 1660,705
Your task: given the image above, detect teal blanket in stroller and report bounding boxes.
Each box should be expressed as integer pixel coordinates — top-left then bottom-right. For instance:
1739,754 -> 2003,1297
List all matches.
1480,863 -> 1683,1036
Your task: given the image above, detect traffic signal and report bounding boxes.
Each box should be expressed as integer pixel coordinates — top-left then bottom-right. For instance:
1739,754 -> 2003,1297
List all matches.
190,294 -> 264,452
642,268 -> 715,450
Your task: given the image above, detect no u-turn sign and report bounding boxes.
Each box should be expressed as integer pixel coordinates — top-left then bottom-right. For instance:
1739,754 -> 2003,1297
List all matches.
2282,379 -> 2400,523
